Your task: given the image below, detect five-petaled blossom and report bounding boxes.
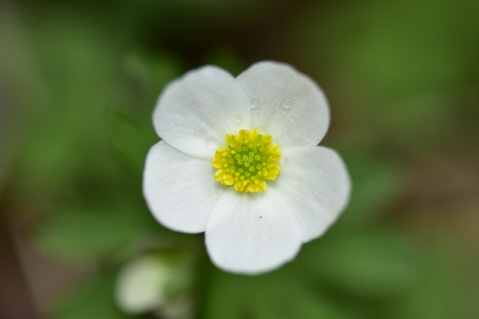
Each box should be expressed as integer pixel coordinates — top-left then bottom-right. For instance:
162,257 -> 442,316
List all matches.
143,61 -> 351,275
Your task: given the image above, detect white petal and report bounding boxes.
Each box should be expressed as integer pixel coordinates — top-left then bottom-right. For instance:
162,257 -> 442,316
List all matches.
205,190 -> 302,275
153,66 -> 251,159
272,146 -> 351,242
237,61 -> 330,147
143,141 -> 222,233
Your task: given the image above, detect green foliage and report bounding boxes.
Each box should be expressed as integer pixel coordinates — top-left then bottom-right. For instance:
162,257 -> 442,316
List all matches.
34,198 -> 158,262
313,231 -> 421,298
47,273 -> 129,319
204,271 -> 345,319
298,0 -> 478,151
336,152 -> 406,231
105,109 -> 156,183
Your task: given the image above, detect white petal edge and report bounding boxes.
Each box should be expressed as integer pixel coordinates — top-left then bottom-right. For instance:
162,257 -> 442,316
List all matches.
271,145 -> 351,242
143,141 -> 223,233
153,66 -> 251,159
205,189 -> 302,275
236,61 -> 330,148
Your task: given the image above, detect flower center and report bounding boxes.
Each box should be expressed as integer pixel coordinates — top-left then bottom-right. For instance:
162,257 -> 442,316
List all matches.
212,129 -> 281,193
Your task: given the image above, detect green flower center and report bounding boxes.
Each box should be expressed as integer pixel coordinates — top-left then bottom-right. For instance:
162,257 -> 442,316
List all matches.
212,129 -> 281,193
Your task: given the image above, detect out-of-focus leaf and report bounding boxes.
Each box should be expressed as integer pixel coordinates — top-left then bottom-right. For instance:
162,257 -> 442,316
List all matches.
48,273 -> 129,319
389,221 -> 479,319
123,52 -> 183,103
310,231 -> 422,298
34,199 -> 159,262
300,0 -> 475,97
204,270 -> 347,319
204,47 -> 246,76
105,54 -> 184,180
161,0 -> 259,18
105,109 -> 156,181
334,152 -> 406,231
297,0 -> 477,150
12,14 -> 125,199
374,92 -> 455,150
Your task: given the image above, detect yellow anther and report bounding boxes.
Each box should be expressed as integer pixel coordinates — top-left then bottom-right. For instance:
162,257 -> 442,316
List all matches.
225,134 -> 237,147
211,129 -> 281,193
212,157 -> 224,169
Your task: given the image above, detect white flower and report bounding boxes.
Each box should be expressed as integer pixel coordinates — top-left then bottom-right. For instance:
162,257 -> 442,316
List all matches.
143,61 -> 351,275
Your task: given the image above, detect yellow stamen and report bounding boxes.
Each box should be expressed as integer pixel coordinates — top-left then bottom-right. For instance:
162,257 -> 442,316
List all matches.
212,129 -> 281,193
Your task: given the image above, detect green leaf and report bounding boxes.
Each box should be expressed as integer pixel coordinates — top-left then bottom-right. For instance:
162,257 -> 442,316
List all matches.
312,231 -> 422,298
334,152 -> 406,231
389,225 -> 479,319
204,270 -> 347,319
105,109 -> 156,181
47,272 -> 129,319
11,14 -> 126,199
34,199 -> 158,262
204,47 -> 246,76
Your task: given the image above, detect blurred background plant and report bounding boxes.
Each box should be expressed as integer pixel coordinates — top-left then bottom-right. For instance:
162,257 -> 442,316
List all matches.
1,0 -> 478,318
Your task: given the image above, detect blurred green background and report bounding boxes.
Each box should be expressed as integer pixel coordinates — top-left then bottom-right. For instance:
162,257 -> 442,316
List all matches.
1,0 -> 478,318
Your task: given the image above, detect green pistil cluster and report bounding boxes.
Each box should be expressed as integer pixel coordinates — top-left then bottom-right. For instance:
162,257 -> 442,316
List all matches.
212,129 -> 281,193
